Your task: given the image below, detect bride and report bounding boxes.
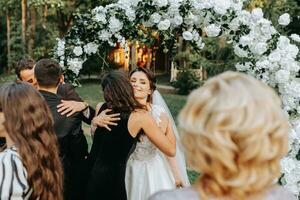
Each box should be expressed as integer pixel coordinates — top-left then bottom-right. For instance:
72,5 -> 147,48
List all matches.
92,67 -> 189,199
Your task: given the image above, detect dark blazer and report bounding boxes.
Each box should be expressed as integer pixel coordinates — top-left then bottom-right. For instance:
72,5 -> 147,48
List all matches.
39,90 -> 90,200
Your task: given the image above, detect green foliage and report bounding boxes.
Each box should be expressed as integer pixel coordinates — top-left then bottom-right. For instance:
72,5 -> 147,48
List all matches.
172,69 -> 202,95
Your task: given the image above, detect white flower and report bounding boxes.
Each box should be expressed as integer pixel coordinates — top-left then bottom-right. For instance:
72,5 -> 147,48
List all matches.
277,36 -> 290,50
98,30 -> 112,41
153,0 -> 168,7
285,44 -> 299,59
278,13 -> 291,26
83,42 -> 98,55
94,13 -> 107,24
204,24 -> 221,37
275,70 -> 290,84
281,157 -> 296,174
196,38 -> 205,49
73,46 -> 83,56
239,36 -> 252,47
158,19 -> 171,30
108,16 -> 123,33
234,45 -> 248,58
173,15 -> 183,26
268,51 -> 281,63
182,31 -> 193,41
251,8 -> 264,22
184,12 -> 195,26
235,62 -> 252,71
56,38 -> 65,57
250,42 -> 267,55
150,13 -> 161,24
125,8 -> 136,22
290,34 -> 300,43
213,0 -> 230,15
67,58 -> 84,76
229,18 -> 240,31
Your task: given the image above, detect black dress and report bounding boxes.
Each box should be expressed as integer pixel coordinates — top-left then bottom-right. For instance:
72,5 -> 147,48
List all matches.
86,104 -> 137,200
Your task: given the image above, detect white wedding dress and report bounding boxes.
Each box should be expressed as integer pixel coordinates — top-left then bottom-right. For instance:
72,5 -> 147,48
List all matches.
125,101 -> 190,200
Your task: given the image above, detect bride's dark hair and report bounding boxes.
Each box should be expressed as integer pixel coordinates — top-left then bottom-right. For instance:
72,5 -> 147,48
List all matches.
0,82 -> 63,200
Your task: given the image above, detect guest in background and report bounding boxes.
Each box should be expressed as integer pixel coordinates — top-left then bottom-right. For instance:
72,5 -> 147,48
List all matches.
15,58 -> 93,117
0,82 -> 63,200
150,71 -> 296,200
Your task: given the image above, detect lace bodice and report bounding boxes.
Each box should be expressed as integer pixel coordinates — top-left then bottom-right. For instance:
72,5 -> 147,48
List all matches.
129,105 -> 165,161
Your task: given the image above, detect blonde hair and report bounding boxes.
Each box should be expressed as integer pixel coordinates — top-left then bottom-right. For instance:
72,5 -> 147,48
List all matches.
179,71 -> 289,200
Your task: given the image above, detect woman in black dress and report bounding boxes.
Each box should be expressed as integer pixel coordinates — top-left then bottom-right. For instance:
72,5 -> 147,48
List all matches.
86,70 -> 176,200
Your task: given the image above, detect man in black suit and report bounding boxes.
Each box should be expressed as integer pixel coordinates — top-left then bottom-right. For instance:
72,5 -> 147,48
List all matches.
34,58 -> 91,200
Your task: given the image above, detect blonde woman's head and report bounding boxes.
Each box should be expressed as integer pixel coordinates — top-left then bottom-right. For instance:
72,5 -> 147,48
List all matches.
179,71 -> 289,199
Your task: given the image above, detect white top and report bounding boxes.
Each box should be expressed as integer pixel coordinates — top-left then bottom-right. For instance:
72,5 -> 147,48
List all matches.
149,186 -> 297,200
0,146 -> 32,200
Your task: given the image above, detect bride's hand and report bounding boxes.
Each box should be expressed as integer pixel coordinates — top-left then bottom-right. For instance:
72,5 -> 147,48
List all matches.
175,180 -> 184,188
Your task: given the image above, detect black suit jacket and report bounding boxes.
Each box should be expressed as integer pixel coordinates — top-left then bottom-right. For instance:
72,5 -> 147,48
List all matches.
39,90 -> 89,161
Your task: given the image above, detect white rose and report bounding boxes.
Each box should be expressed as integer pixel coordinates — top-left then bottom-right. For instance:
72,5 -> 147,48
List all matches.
278,13 -> 291,26
290,34 -> 300,43
275,70 -> 290,84
158,19 -> 171,30
94,13 -> 107,24
182,31 -> 193,41
251,8 -> 263,22
108,16 -> 123,33
286,44 -> 299,58
229,18 -> 240,31
239,36 -> 252,47
150,13 -> 161,24
83,42 -> 99,55
67,58 -> 84,76
173,15 -> 183,26
153,0 -> 168,7
234,45 -> 248,58
98,30 -> 112,41
250,42 -> 267,55
213,0 -> 230,15
281,157 -> 296,174
235,62 -> 252,71
73,46 -> 83,56
268,51 -> 281,62
256,59 -> 272,70
184,13 -> 195,26
204,24 -> 221,37
277,36 -> 290,50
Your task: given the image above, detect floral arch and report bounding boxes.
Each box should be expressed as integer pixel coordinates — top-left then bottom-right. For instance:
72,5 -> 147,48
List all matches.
54,0 -> 300,195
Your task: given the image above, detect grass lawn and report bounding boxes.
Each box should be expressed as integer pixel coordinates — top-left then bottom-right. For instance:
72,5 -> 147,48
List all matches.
76,81 -> 200,183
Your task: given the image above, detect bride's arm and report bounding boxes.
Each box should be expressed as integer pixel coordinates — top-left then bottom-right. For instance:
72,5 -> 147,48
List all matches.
159,115 -> 185,187
129,111 -> 176,156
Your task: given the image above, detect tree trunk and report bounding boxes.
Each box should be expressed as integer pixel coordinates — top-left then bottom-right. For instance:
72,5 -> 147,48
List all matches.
6,10 -> 11,73
42,5 -> 48,29
6,11 -> 11,73
21,0 -> 27,53
56,10 -> 73,38
28,6 -> 36,57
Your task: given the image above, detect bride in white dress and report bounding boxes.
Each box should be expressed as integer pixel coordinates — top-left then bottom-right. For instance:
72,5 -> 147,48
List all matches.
125,67 -> 190,200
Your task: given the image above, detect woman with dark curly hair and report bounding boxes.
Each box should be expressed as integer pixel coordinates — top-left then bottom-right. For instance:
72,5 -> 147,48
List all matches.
0,82 -> 63,200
